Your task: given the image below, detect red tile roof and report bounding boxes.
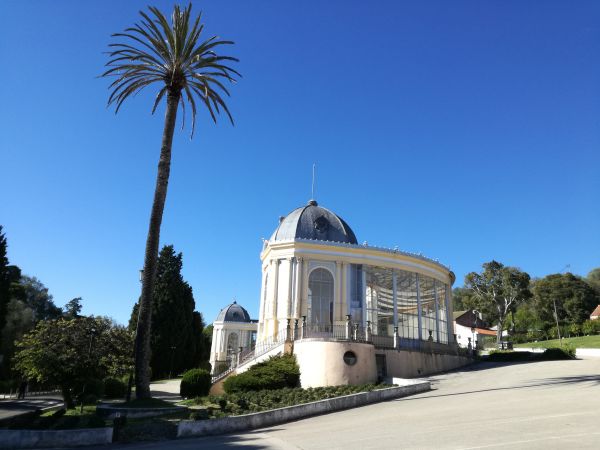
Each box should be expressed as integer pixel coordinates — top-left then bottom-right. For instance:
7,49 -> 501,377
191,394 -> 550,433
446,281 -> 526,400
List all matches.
475,328 -> 496,336
591,305 -> 600,318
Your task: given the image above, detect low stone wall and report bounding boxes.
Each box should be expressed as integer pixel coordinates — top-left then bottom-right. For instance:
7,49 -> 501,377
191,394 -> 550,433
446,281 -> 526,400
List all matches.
96,404 -> 187,420
576,348 -> 600,358
178,381 -> 430,438
0,428 -> 113,449
516,347 -> 600,358
382,348 -> 472,378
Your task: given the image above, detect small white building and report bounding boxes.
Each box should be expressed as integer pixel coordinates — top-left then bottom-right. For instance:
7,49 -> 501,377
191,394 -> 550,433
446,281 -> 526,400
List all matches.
209,301 -> 257,374
453,310 -> 496,349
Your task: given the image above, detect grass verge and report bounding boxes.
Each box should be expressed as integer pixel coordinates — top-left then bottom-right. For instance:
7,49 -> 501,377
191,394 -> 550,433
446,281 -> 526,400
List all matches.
514,335 -> 600,349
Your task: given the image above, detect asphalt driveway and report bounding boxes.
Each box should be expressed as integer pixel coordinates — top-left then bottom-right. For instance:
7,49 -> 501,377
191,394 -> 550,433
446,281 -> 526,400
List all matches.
94,357 -> 600,449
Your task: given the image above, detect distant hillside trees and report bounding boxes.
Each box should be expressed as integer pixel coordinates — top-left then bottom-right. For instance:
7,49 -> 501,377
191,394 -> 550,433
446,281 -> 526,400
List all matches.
533,273 -> 598,326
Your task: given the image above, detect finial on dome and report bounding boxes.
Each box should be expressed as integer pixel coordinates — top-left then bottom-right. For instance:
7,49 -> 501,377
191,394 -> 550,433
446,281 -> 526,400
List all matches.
307,199 -> 318,206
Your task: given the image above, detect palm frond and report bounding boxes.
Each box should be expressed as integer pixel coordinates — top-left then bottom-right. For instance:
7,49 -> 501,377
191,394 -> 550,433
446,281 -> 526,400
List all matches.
102,3 -> 239,136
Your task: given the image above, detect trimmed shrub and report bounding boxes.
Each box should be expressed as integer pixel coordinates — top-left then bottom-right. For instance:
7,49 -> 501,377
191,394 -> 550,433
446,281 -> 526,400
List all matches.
223,354 -> 300,394
487,350 -> 532,362
189,409 -> 209,420
542,346 -> 575,360
180,368 -> 211,399
104,377 -> 127,399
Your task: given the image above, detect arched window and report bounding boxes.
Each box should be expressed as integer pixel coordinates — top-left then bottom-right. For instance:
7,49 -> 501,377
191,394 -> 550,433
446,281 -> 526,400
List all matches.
309,268 -> 334,325
227,332 -> 239,356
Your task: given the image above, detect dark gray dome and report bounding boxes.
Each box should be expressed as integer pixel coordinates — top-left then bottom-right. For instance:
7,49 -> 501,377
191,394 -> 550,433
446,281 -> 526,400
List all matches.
216,301 -> 251,323
270,200 -> 358,244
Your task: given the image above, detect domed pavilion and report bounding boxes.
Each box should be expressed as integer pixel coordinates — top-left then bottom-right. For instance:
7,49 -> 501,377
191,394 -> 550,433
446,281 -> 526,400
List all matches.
212,199 -> 467,387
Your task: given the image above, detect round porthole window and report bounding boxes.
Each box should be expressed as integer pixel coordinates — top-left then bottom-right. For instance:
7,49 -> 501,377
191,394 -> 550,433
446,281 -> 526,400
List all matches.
343,351 -> 357,366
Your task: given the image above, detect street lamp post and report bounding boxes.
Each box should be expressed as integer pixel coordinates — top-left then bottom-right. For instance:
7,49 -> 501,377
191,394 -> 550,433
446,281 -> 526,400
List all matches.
168,346 -> 176,379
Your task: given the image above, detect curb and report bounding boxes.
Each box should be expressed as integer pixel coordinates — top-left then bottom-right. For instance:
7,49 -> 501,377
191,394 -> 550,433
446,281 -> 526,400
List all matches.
0,427 -> 113,449
96,404 -> 188,420
178,381 -> 430,438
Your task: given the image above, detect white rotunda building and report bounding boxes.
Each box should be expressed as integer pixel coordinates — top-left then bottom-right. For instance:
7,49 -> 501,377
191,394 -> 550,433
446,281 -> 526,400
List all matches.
212,200 -> 470,388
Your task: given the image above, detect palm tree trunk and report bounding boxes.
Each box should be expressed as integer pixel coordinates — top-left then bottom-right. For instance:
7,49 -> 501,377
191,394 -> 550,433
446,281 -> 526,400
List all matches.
134,91 -> 180,399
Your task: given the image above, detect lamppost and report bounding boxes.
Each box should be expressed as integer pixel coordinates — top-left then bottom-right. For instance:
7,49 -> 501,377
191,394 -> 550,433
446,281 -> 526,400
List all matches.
471,309 -> 478,351
168,346 -> 176,379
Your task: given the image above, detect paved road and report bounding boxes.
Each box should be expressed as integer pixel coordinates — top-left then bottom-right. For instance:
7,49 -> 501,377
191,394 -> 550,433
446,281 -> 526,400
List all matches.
0,396 -> 62,421
97,357 -> 600,449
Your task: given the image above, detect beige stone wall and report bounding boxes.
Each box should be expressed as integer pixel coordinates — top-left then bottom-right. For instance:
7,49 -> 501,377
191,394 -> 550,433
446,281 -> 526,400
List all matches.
294,341 -> 377,387
382,349 -> 471,378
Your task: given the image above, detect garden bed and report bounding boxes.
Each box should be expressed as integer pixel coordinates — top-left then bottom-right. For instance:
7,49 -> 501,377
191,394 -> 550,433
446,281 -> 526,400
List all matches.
178,382 -> 430,437
180,384 -> 390,418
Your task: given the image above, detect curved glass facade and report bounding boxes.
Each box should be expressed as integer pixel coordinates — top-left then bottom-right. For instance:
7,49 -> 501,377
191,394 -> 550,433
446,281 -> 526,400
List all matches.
354,264 -> 450,344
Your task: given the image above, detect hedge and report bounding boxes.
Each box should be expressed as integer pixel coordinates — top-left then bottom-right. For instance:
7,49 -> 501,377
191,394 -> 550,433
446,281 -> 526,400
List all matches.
180,368 -> 211,398
223,354 -> 300,394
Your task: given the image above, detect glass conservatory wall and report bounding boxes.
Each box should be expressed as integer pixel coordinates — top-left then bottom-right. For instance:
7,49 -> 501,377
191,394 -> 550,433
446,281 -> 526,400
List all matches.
348,264 -> 364,324
419,275 -> 437,342
396,270 -> 420,340
365,266 -> 394,336
436,281 -> 449,343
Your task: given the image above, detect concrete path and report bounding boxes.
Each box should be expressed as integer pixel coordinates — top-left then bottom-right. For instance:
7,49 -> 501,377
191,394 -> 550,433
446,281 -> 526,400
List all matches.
149,378 -> 182,401
90,357 -> 600,449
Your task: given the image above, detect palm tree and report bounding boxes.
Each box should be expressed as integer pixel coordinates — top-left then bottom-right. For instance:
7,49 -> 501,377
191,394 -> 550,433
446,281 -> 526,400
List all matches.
102,4 -> 239,399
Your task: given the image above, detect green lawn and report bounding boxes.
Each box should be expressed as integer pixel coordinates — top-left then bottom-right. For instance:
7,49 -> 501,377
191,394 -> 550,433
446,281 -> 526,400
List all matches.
515,335 -> 600,349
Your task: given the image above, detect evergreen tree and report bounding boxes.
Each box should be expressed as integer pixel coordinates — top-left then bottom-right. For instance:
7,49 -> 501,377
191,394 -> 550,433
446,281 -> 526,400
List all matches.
0,226 -> 22,340
63,297 -> 83,319
129,245 -> 209,379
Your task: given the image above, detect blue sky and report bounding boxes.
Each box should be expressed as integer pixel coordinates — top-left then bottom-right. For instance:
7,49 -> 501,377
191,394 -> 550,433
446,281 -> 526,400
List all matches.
1,0 -> 599,326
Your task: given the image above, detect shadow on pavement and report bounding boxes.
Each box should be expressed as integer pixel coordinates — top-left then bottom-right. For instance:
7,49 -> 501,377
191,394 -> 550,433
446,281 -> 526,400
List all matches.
396,371 -> 600,403
89,428 -> 283,450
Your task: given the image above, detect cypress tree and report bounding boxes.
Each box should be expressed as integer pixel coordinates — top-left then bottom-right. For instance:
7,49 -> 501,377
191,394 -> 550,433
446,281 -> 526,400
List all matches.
129,245 -> 209,379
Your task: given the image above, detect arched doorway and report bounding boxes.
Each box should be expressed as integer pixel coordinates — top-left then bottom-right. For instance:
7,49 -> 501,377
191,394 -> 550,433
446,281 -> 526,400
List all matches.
309,268 -> 334,325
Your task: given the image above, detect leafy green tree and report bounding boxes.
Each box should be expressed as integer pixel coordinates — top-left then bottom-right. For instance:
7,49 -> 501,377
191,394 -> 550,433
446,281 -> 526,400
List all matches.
17,276 -> 62,321
511,301 -> 543,334
63,297 -> 83,319
465,261 -> 531,343
533,273 -> 599,327
587,268 -> 600,295
452,287 -> 475,311
13,316 -> 132,408
102,4 -> 239,399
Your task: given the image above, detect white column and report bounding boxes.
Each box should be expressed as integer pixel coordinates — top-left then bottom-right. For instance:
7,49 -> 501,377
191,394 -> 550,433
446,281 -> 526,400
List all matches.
294,257 -> 302,318
272,259 -> 280,337
361,268 -> 367,327
416,274 -> 423,341
301,258 -> 309,318
287,258 -> 294,318
445,284 -> 454,344
340,262 -> 347,321
335,261 -> 342,323
393,270 -> 398,327
434,280 -> 440,343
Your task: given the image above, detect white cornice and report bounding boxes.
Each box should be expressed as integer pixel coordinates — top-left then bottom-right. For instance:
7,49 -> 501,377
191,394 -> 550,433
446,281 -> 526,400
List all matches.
264,238 -> 452,272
